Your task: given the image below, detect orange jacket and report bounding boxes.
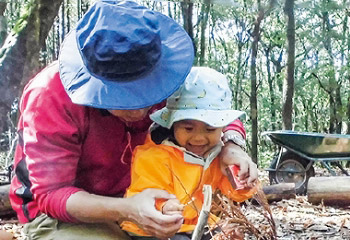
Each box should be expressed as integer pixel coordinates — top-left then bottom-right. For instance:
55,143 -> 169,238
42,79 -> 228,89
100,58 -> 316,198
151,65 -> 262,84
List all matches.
122,138 -> 256,236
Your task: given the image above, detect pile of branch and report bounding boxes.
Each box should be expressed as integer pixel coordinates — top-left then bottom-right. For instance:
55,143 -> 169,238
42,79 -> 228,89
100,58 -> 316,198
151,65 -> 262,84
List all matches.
210,185 -> 277,240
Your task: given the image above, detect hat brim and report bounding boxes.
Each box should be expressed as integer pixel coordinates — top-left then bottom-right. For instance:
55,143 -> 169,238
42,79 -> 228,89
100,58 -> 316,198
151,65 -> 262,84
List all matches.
150,108 -> 246,129
58,12 -> 194,110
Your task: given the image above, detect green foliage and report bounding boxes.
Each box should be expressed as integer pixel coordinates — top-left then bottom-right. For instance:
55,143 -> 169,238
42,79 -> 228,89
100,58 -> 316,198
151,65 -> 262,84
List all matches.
4,0 -> 35,34
1,0 -> 349,168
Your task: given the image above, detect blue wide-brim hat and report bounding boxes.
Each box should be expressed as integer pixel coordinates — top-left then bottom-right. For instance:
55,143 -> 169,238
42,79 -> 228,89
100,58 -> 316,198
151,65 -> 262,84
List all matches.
59,0 -> 194,109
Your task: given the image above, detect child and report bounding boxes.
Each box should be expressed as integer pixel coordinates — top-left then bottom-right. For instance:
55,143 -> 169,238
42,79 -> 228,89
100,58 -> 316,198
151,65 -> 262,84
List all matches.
122,67 -> 257,239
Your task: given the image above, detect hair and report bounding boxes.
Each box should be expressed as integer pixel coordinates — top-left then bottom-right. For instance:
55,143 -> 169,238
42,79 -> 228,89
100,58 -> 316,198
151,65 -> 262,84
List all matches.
150,124 -> 177,145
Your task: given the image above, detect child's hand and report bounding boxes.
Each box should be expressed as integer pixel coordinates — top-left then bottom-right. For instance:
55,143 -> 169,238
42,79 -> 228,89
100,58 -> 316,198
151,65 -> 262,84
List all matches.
220,142 -> 257,188
162,198 -> 184,216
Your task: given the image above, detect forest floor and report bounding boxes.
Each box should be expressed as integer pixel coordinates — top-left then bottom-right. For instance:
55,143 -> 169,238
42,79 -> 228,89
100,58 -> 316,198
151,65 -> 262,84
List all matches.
1,166 -> 350,239
249,168 -> 350,239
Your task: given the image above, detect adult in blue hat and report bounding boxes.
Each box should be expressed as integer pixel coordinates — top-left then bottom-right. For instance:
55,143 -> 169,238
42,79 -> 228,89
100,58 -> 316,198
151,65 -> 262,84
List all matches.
9,1 -> 257,239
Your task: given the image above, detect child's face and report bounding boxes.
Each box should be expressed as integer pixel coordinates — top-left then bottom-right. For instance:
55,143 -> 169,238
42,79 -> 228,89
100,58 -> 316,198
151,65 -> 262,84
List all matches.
173,119 -> 223,157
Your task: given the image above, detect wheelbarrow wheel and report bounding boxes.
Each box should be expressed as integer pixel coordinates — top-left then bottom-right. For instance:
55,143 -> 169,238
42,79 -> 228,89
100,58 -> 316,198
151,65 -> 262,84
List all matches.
269,152 -> 315,194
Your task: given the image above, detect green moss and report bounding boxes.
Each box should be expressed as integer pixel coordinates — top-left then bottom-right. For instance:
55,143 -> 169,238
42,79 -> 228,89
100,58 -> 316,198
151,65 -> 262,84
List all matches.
13,0 -> 35,34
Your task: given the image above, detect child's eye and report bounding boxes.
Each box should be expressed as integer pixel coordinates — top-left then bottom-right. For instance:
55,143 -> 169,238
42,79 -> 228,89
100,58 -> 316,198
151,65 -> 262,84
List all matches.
184,127 -> 193,131
206,128 -> 216,132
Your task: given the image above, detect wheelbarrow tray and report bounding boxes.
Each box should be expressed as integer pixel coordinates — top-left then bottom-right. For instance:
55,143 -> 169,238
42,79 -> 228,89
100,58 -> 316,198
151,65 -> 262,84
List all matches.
263,130 -> 350,162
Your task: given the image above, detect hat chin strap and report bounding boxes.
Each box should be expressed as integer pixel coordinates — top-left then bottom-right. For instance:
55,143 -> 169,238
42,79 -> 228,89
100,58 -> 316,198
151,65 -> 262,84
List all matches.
120,131 -> 132,165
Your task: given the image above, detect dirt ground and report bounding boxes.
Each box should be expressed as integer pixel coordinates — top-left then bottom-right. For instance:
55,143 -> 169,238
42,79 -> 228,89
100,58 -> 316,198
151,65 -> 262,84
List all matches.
1,167 -> 350,240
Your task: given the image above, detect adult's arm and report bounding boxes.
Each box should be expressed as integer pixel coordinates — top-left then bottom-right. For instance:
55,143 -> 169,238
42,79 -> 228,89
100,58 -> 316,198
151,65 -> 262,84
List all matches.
221,119 -> 258,187
224,118 -> 246,138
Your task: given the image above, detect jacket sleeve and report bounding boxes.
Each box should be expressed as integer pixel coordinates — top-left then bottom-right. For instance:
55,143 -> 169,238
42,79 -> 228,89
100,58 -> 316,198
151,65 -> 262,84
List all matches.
223,119 -> 246,139
19,73 -> 86,222
218,177 -> 257,202
126,146 -> 174,197
209,159 -> 256,203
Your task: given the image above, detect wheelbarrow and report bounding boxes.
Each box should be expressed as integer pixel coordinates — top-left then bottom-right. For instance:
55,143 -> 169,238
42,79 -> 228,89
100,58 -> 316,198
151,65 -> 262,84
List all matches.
263,130 -> 350,194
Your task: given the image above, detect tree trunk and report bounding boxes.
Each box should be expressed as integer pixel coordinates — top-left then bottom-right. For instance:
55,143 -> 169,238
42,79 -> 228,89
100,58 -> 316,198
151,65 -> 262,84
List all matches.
198,0 -> 210,66
181,0 -> 196,57
0,2 -> 7,48
0,0 -> 63,135
265,46 -> 276,130
249,0 -> 276,163
271,50 -> 283,92
307,176 -> 350,206
61,0 -> 65,42
234,42 -> 243,110
321,9 -> 342,133
282,0 -> 295,130
77,0 -> 81,19
340,9 -> 349,134
233,20 -> 250,110
348,90 -> 350,134
249,3 -> 264,164
67,0 -> 71,33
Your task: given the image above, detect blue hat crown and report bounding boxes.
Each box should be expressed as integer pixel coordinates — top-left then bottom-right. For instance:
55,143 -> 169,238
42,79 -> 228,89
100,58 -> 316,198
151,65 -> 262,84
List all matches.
59,0 -> 194,109
77,1 -> 161,81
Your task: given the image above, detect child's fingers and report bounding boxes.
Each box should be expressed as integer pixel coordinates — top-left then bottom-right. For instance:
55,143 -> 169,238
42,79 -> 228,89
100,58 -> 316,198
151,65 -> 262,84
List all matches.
162,201 -> 184,214
163,210 -> 183,216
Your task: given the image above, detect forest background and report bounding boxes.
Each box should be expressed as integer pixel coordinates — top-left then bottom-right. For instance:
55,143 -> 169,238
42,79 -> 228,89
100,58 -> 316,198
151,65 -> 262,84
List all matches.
0,0 -> 349,168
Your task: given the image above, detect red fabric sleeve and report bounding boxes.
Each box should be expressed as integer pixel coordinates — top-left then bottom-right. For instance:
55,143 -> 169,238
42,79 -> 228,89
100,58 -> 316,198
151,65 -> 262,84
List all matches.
35,187 -> 82,222
223,119 -> 246,139
19,68 -> 86,222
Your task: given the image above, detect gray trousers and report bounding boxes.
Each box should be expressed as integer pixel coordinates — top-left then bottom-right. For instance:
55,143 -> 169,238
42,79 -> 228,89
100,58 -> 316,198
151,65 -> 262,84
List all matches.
23,214 -> 131,240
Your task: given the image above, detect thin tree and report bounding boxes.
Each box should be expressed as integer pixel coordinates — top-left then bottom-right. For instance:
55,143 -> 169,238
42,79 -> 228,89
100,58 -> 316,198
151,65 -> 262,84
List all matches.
264,45 -> 276,130
320,4 -> 343,133
250,1 -> 264,163
282,0 -> 295,130
249,0 -> 275,164
181,0 -> 196,57
198,0 -> 210,66
340,1 -> 349,134
0,2 -> 7,48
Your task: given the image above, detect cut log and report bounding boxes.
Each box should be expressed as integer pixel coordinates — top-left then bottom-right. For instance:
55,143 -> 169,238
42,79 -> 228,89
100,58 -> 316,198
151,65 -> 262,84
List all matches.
262,183 -> 296,202
0,184 -> 15,216
307,176 -> 350,206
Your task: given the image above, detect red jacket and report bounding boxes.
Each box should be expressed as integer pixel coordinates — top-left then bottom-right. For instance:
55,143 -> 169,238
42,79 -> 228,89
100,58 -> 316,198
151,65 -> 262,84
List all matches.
9,61 -> 246,223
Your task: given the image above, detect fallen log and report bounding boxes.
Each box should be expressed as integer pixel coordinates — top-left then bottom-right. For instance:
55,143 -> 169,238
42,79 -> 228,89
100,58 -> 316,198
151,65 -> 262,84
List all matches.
307,176 -> 350,206
0,184 -> 15,217
262,183 -> 296,202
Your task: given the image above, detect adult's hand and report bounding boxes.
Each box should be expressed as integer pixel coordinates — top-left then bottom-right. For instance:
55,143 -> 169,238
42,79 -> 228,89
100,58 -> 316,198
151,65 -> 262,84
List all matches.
121,189 -> 183,238
220,141 -> 258,188
66,189 -> 183,239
